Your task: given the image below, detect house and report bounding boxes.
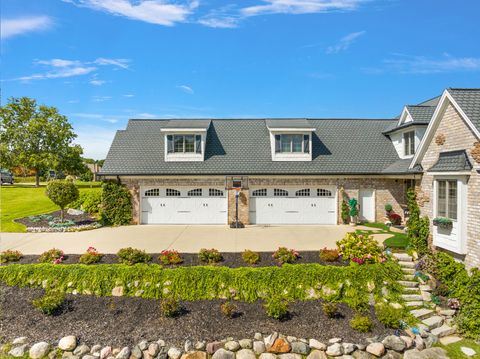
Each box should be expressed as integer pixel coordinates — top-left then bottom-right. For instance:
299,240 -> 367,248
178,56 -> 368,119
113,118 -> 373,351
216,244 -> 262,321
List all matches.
100,87 -> 480,268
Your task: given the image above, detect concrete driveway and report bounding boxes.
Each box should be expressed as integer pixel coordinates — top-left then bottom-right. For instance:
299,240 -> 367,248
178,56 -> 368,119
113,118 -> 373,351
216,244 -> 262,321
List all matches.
0,224 -> 386,254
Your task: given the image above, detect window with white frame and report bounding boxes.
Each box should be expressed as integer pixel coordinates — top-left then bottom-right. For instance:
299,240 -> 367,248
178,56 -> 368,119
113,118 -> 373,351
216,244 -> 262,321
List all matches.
166,188 -> 181,197
274,188 -> 289,197
252,189 -> 267,197
274,134 -> 309,153
209,188 -> 224,197
437,180 -> 457,220
167,134 -> 202,154
295,189 -> 310,197
404,131 -> 415,156
317,188 -> 333,197
144,188 -> 160,197
187,188 -> 202,197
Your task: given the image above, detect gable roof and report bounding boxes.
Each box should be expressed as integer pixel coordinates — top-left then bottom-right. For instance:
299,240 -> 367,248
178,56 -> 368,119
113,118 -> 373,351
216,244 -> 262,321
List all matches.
428,150 -> 473,172
100,118 -> 416,176
447,88 -> 480,132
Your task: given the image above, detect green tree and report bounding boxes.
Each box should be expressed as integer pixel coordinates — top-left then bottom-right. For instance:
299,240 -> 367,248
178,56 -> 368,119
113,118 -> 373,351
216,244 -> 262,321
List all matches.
0,97 -> 83,186
101,181 -> 132,226
45,180 -> 79,222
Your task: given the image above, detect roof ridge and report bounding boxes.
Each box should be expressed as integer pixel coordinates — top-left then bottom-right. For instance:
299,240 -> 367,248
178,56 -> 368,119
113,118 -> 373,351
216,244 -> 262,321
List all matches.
128,118 -> 397,121
448,88 -> 480,91
407,105 -> 436,108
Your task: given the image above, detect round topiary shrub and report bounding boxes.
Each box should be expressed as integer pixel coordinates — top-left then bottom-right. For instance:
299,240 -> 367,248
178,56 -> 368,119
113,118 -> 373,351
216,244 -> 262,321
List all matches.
45,180 -> 79,221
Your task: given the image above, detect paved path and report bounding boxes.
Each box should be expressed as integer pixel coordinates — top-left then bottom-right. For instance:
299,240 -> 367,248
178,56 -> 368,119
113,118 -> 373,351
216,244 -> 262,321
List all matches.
0,224 -> 385,254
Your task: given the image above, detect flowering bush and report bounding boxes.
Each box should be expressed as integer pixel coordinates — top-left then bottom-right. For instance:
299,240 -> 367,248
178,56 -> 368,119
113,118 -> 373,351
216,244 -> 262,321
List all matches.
117,247 -> 151,265
448,298 -> 460,310
79,247 -> 103,264
352,257 -> 366,265
38,248 -> 64,264
319,248 -> 339,262
198,248 -> 222,264
388,213 -> 402,226
336,233 -> 385,264
159,250 -> 183,265
0,250 -> 23,263
242,250 -> 261,265
272,247 -> 300,264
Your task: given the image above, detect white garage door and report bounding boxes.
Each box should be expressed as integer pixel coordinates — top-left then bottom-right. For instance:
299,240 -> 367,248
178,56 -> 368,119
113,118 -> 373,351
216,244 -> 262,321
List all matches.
141,187 -> 227,224
249,187 -> 337,225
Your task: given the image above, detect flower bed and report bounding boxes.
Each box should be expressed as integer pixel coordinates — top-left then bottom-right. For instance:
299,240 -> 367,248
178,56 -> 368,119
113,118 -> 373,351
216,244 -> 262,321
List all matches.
15,210 -> 101,232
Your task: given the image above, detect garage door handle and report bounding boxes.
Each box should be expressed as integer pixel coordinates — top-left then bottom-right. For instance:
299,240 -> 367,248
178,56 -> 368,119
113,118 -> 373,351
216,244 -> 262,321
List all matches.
177,211 -> 191,213
285,211 -> 299,213
328,210 -> 335,213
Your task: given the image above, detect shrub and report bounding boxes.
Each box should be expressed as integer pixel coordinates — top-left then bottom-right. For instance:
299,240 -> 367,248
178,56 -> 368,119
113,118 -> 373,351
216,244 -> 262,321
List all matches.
46,180 -> 79,222
264,297 -> 289,320
0,250 -> 23,263
272,247 -> 299,264
432,282 -> 450,297
221,300 -> 238,318
79,247 -> 103,264
198,248 -> 222,264
159,250 -> 183,265
406,189 -> 430,255
101,181 -> 132,226
388,213 -> 402,226
348,198 -> 359,218
350,314 -> 373,332
384,204 -> 393,213
117,247 -> 151,265
38,248 -> 64,264
336,233 -> 385,264
375,304 -> 403,329
242,250 -> 260,265
70,191 -> 102,214
341,200 -> 350,224
319,248 -> 339,262
322,302 -> 338,318
160,297 -> 180,317
32,290 -> 65,315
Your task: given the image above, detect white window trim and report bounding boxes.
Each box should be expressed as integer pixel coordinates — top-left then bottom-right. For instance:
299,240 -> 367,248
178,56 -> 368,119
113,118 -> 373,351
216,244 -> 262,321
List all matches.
404,131 -> 415,157
163,132 -> 206,162
269,130 -> 313,161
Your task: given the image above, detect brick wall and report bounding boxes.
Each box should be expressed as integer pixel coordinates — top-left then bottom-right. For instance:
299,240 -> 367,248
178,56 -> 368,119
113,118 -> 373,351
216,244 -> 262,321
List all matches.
418,101 -> 480,269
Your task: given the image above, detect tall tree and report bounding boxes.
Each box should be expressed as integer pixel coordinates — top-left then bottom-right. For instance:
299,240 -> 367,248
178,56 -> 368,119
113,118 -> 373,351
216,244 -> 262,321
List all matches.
0,97 -> 83,186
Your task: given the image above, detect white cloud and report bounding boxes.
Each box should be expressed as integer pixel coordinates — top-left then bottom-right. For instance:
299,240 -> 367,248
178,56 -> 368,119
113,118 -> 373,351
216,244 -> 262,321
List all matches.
18,66 -> 96,81
35,59 -> 81,67
384,54 -> 480,74
198,16 -> 239,28
123,94 -> 135,97
90,79 -> 107,86
326,30 -> 365,54
1,16 -> 53,40
75,126 -> 117,159
241,0 -> 365,16
177,85 -> 194,94
94,57 -> 130,69
92,96 -> 112,102
66,0 -> 198,26
136,112 -> 158,118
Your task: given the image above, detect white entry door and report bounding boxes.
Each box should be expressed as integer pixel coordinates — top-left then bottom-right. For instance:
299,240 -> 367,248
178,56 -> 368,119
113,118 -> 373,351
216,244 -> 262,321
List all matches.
359,189 -> 375,222
141,187 -> 227,224
249,187 -> 337,225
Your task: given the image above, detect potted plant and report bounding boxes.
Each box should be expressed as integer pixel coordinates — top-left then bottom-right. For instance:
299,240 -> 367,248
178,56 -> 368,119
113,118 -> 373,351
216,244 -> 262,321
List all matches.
348,198 -> 359,225
433,217 -> 453,229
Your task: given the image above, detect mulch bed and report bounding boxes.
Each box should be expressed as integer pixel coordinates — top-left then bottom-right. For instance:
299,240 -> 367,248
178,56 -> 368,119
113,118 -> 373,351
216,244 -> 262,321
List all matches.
14,251 -> 349,267
0,285 -> 393,347
15,210 -> 98,229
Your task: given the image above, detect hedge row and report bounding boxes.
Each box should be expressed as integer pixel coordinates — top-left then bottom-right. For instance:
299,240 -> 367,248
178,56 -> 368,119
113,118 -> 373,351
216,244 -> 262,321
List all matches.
0,262 -> 403,309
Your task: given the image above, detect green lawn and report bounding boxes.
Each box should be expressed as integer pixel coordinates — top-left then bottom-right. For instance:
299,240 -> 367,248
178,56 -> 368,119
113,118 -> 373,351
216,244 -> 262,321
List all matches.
437,339 -> 480,359
0,182 -> 101,232
355,222 -> 410,249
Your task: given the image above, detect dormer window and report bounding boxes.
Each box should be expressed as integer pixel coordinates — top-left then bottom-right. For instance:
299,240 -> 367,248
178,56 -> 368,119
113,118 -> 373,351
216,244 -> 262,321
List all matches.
161,120 -> 210,162
404,131 -> 415,156
275,134 -> 309,153
167,134 -> 201,154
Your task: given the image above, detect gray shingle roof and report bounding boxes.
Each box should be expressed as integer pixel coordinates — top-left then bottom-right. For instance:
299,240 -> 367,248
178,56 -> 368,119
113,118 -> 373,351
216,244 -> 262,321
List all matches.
447,88 -> 480,133
266,119 -> 313,129
406,105 -> 435,122
101,118 -> 413,176
417,95 -> 441,107
161,119 -> 211,129
381,159 -> 422,174
428,150 -> 473,172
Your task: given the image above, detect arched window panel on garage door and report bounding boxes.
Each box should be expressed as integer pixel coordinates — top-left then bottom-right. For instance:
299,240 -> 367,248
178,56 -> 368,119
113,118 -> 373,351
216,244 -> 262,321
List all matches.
252,188 -> 267,197
209,188 -> 224,197
144,188 -> 160,197
166,188 -> 181,197
317,188 -> 333,197
187,188 -> 203,197
295,189 -> 310,197
274,188 -> 289,197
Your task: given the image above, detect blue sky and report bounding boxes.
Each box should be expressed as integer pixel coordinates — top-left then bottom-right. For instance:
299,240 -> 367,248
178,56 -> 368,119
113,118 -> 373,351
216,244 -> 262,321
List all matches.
2,0 -> 480,159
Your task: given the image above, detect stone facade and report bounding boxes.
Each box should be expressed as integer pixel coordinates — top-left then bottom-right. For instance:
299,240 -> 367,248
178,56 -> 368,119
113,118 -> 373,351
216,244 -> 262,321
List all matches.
418,101 -> 480,269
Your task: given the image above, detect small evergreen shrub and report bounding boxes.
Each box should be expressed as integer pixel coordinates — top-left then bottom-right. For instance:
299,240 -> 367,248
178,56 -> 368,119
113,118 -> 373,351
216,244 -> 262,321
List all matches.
350,314 -> 373,332
272,247 -> 299,264
322,302 -> 338,318
384,204 -> 393,212
336,233 -> 385,264
79,247 -> 103,264
160,297 -> 180,318
319,248 -> 339,262
264,297 -> 289,320
159,250 -> 183,265
198,248 -> 222,264
101,181 -> 132,226
375,304 -> 403,329
221,300 -> 238,318
70,191 -> 102,214
32,290 -> 65,315
242,250 -> 260,265
38,248 -> 64,264
341,200 -> 350,224
406,189 -> 430,255
117,247 -> 151,265
0,250 -> 23,263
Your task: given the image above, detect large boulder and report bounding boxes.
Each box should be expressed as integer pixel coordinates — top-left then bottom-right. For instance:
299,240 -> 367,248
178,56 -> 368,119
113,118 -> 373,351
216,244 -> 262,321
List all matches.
366,343 -> 385,357
236,349 -> 256,359
211,349 -> 235,359
59,336 -> 77,351
382,336 -> 405,352
325,343 -> 343,357
30,342 -> 50,359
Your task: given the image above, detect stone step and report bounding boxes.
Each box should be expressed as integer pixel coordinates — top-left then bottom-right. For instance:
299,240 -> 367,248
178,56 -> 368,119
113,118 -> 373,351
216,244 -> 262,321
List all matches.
403,274 -> 416,281
402,268 -> 415,274
404,287 -> 420,292
398,261 -> 415,268
405,301 -> 425,307
422,315 -> 444,330
419,285 -> 432,292
402,294 -> 424,301
410,308 -> 435,320
398,281 -> 419,288
439,336 -> 462,345
431,324 -> 456,338
393,253 -> 413,262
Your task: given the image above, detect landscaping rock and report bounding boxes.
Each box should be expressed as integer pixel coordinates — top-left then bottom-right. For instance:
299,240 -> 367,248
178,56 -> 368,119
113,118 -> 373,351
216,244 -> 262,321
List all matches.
181,351 -> 207,359
430,324 -> 455,338
306,350 -> 327,359
329,338 -> 342,344
168,347 -> 182,359
382,336 -> 405,352
130,346 -> 142,359
254,333 -> 263,341
421,316 -> 443,330
184,341 -> 193,353
236,349 -> 256,359
278,354 -> 301,359
211,349 -> 235,359
59,336 -> 77,351
157,340 -> 166,348
403,347 -> 448,359
9,344 -> 28,357
91,345 -> 102,354
100,346 -> 111,359
115,347 -> 130,359
253,341 -> 266,354
382,351 -> 401,359
206,342 -> 223,355
413,336 -> 425,351
224,341 -> 240,352
138,341 -> 149,351
400,336 -> 414,349
325,343 -> 343,357
265,333 -> 278,349
439,309 -> 456,316
342,343 -> 355,355
308,339 -> 326,351
12,337 -> 28,345
291,342 -> 310,355
268,339 -> 291,354
259,354 -> 277,359
351,352 -> 372,359
111,286 -> 124,296
438,336 -> 462,345
366,343 -> 385,357
194,342 -> 205,351
83,356 -> 96,359
149,344 -> 160,357
29,342 -> 50,359
68,208 -> 84,215
239,339 -> 252,349
460,347 -> 477,357
287,337 -> 297,343
74,345 -> 91,357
